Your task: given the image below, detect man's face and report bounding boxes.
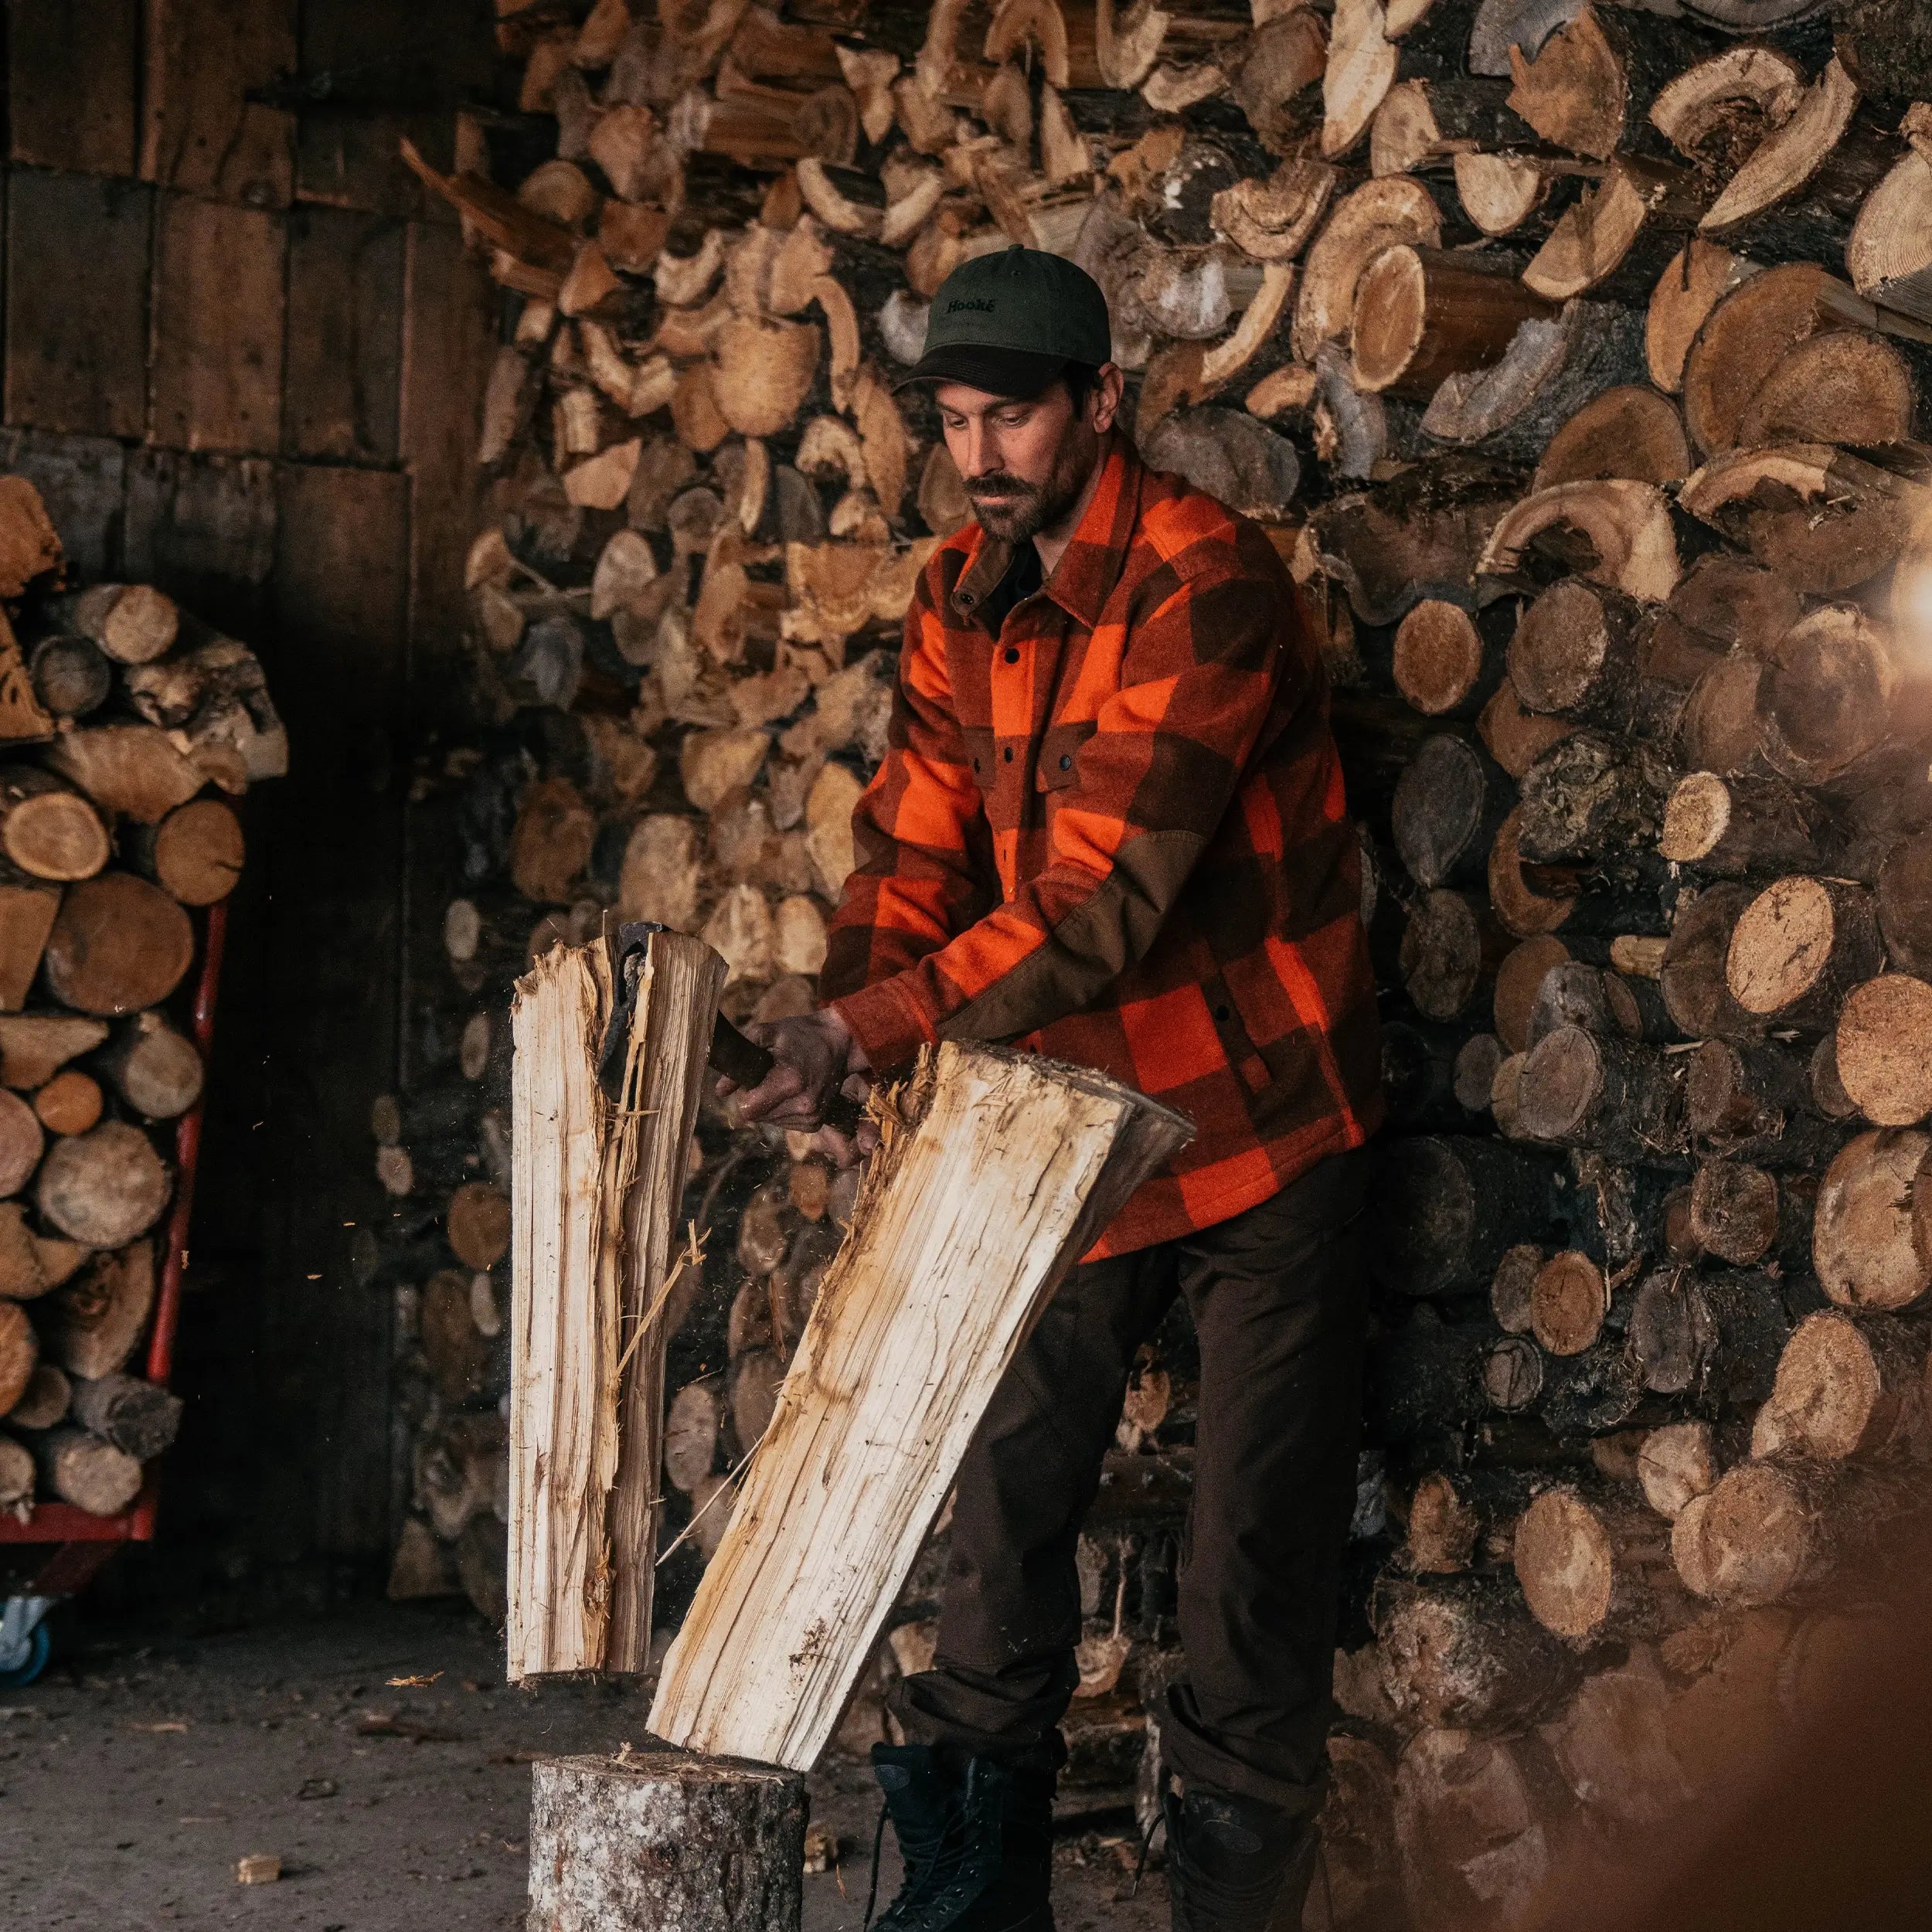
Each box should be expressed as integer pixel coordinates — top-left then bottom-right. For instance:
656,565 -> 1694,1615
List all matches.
934,378 -> 1104,543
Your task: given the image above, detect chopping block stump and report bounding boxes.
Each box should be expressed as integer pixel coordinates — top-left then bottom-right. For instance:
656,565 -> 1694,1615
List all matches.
528,1748 -> 807,1930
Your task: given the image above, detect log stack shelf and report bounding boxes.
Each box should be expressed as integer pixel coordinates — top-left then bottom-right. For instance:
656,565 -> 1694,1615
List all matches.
358,1 -> 1932,1921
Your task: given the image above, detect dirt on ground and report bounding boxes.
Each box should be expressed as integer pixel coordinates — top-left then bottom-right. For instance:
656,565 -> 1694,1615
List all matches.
0,1602 -> 1168,1930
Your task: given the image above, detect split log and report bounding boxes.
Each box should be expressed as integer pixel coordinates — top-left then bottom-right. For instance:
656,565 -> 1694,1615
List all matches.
1350,247 -> 1555,400
1671,1456 -> 1849,1606
0,1431 -> 29,1511
0,769 -> 108,882
1638,1419 -> 1719,1519
1750,1309 -> 1926,1461
1515,1026 -> 1685,1162
0,1301 -> 34,1414
0,478 -> 60,597
1211,157 -> 1337,262
1479,693 -> 1574,782
70,1372 -> 184,1461
0,879 -> 56,1012
44,723 -> 205,822
0,1089 -> 43,1195
1659,772 -> 1835,879
1833,975 -> 1932,1128
36,1121 -> 171,1247
38,1244 -> 152,1383
42,873 -> 195,1016
1520,158 -> 1706,306
1532,383 -> 1690,491
1423,300 -> 1649,461
1846,148 -> 1932,323
97,1012 -> 204,1121
648,1044 -> 1192,1767
1369,1133 -> 1565,1298
1371,76 -> 1534,178
1628,1265 -> 1791,1405
1392,733 -> 1512,889
1291,174 -> 1443,364
1514,1481 -> 1672,1645
1648,43 -> 1805,174
33,1426 -> 141,1515
1400,887 -> 1510,1022
1374,1574 -> 1579,1730
1811,1128 -> 1932,1312
1476,478 -> 1680,604
1686,1037 -> 1842,1168
1495,934 -> 1570,1054
1724,876 -> 1882,1035
129,798 -> 245,906
508,928 -> 727,1679
1689,1158 -> 1811,1268
1505,7 -> 1710,162
526,1753 -> 805,1932
1646,239 -> 1760,395
0,1205 -> 83,1302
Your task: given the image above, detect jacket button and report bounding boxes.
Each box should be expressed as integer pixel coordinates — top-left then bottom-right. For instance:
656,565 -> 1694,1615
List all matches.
1060,754 -> 1072,770
1003,646 -> 1019,663
1003,747 -> 1014,762
1216,1004 -> 1231,1022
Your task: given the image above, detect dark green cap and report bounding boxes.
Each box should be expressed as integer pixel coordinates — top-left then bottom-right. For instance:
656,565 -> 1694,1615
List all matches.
896,244 -> 1112,397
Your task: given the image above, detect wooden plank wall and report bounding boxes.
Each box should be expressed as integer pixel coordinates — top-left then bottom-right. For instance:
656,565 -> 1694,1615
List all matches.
0,0 -> 503,1608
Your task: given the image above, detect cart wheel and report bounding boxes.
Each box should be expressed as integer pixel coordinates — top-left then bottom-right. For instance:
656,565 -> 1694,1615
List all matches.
0,1620 -> 50,1688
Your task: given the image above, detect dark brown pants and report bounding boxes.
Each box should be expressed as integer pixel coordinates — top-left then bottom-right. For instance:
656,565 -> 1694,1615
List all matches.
889,1147 -> 1372,1818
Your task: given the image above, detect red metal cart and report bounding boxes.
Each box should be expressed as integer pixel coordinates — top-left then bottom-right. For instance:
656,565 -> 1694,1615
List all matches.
0,902 -> 227,1684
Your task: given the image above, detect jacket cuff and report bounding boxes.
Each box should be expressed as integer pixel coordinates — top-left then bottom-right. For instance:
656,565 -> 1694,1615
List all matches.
831,974 -> 937,1074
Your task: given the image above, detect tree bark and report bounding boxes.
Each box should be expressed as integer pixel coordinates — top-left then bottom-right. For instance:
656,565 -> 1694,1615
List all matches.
1369,1132 -> 1566,1298
70,1372 -> 184,1460
1515,1025 -> 1688,1162
1628,1264 -> 1791,1404
526,1751 -> 806,1932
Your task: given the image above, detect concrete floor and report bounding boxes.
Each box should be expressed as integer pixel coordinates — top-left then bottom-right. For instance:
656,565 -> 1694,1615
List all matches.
0,1602 -> 1167,1930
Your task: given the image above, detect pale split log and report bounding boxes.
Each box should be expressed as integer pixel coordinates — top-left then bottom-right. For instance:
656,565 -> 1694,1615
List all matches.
1734,328 -> 1914,447
1816,975 -> 1932,1129
1646,239 -> 1760,394
0,1301 -> 34,1414
508,928 -> 726,1679
1649,43 -> 1805,168
1372,76 -> 1532,179
1848,148 -> 1932,324
1321,0 -> 1399,160
1290,174 -> 1442,364
1505,7 -> 1709,162
1211,159 -> 1336,262
1520,157 -> 1703,304
648,1044 -> 1191,1767
62,583 -> 179,665
44,723 -> 204,823
1533,384 -> 1689,491
97,1012 -> 204,1121
1638,1419 -> 1719,1519
1699,56 -> 1862,241
527,1753 -> 805,1932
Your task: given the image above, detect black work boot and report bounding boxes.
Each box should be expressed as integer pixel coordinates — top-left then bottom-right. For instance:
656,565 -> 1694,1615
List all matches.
866,1743 -> 1056,1931
1162,1777 -> 1320,1932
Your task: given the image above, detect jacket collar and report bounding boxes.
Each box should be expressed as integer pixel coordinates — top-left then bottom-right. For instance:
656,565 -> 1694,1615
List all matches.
949,436 -> 1143,633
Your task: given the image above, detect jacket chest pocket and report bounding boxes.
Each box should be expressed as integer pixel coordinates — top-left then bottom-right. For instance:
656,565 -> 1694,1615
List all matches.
1034,721 -> 1096,794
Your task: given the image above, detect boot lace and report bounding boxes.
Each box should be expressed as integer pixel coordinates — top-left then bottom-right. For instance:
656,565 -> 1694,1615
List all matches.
864,1762 -> 1004,1932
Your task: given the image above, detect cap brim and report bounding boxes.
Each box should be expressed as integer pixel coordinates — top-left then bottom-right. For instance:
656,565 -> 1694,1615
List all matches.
891,345 -> 1070,399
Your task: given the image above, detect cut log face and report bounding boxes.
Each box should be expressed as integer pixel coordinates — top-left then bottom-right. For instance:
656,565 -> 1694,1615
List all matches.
44,723 -> 205,823
44,1242 -> 155,1380
1638,1420 -> 1718,1519
1848,150 -> 1932,318
1350,247 -> 1555,399
1646,240 -> 1760,395
141,797 -> 246,905
35,1426 -> 141,1516
1662,881 -> 1759,1041
0,1301 -> 35,1414
1699,56 -> 1860,240
1507,578 -> 1640,720
1532,385 -> 1690,491
1659,772 -> 1829,877
1392,733 -> 1509,889
1513,1485 -> 1624,1641
1672,1458 -> 1832,1606
1756,604 -> 1903,787
1400,887 -> 1505,1021
648,1043 -> 1192,1767
0,769 -> 109,882
1530,1249 -> 1607,1355
1725,876 -> 1882,1031
1733,328 -> 1913,447
98,1011 -> 205,1121
1290,174 -> 1442,362
1375,1573 -> 1577,1729
1812,1128 -> 1932,1311
1834,975 -> 1932,1127
1649,45 -> 1804,168
43,872 -> 196,1017
1393,600 -> 1485,715
1750,1308 -> 1923,1461
36,1121 -> 171,1247
1477,478 -> 1680,604
0,1088 -> 44,1196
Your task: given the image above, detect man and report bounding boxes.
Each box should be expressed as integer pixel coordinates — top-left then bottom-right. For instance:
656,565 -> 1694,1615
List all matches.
723,247 -> 1383,1932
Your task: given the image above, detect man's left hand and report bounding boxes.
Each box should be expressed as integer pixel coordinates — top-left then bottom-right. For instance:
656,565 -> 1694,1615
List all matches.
719,1008 -> 869,1131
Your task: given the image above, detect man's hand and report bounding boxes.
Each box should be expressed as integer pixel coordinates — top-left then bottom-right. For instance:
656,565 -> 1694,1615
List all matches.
717,1007 -> 870,1133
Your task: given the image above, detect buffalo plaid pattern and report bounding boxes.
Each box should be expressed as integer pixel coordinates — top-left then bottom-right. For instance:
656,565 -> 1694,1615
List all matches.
819,437 -> 1383,1256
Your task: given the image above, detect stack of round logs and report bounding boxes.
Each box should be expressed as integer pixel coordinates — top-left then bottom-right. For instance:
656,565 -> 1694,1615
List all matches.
0,478 -> 283,1526
376,0 -> 1932,1920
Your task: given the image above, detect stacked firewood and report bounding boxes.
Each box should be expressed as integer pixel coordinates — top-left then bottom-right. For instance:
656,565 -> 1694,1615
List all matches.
378,0 -> 1932,1917
0,478 -> 284,1524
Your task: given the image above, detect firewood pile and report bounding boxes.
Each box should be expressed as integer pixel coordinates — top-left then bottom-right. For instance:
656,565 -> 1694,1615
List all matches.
379,0 -> 1932,1920
0,477 -> 284,1524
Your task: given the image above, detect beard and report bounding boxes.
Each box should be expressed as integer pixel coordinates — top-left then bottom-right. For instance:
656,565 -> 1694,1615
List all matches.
966,419 -> 1100,543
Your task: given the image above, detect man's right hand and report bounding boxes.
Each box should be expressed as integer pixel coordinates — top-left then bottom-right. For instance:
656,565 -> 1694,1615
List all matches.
716,1008 -> 870,1134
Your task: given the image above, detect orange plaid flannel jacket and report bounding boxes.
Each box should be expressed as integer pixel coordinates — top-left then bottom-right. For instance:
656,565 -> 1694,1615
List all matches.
819,436 -> 1383,1256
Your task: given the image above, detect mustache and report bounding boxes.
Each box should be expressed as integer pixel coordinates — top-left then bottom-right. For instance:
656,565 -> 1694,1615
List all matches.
965,474 -> 1038,498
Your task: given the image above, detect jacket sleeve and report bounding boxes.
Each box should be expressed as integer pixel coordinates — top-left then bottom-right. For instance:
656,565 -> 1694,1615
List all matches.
829,543 -> 1308,1070
818,563 -> 997,1005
